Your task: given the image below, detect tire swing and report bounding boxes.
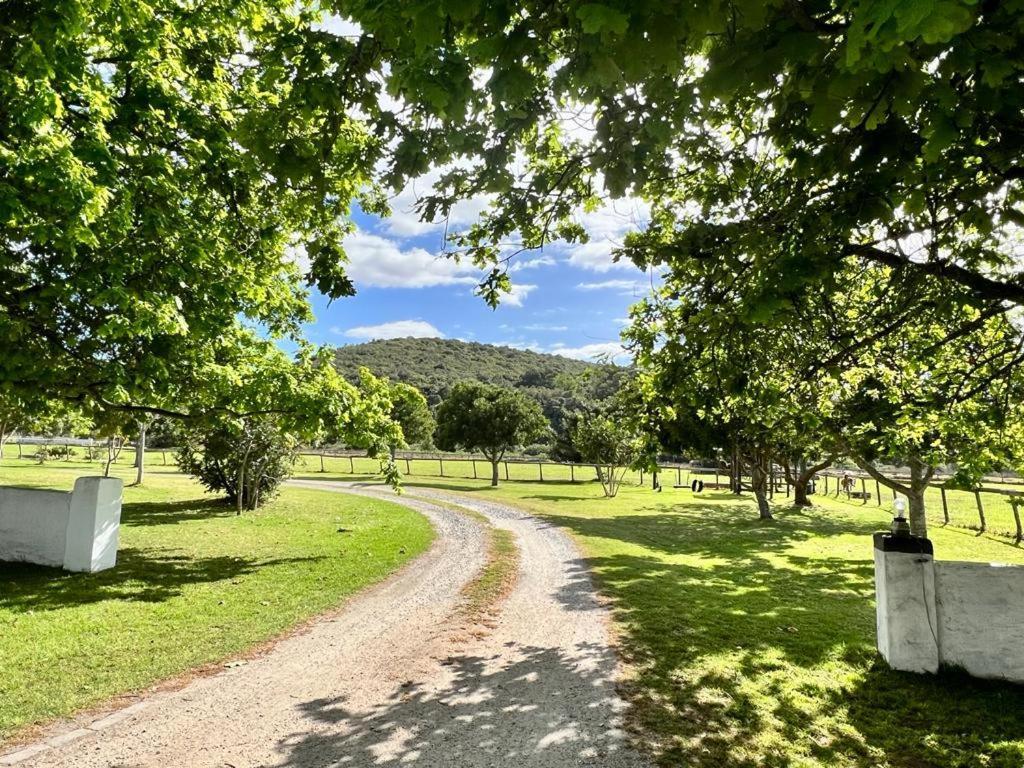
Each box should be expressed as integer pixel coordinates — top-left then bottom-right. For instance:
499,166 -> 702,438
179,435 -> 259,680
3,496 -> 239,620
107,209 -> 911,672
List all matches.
691,478 -> 705,493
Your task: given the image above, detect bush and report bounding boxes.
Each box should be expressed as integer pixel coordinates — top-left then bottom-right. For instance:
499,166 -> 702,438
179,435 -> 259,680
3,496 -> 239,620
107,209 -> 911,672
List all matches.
177,417 -> 298,512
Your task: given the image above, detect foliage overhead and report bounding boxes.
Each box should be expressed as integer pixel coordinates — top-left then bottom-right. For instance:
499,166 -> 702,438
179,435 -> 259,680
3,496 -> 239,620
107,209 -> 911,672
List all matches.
1,1 -> 391,422
325,1 -> 1024,324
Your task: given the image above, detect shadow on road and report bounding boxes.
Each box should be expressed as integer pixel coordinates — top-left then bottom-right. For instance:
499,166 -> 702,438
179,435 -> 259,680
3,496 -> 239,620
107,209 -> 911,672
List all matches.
277,642 -> 646,767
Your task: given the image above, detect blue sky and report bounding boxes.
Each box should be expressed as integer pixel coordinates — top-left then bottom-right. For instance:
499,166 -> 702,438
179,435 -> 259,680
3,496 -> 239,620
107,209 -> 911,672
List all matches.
299,195 -> 653,364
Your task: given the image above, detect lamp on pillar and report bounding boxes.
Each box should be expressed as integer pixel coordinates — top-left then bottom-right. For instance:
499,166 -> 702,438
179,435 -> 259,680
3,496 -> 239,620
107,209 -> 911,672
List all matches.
891,497 -> 912,537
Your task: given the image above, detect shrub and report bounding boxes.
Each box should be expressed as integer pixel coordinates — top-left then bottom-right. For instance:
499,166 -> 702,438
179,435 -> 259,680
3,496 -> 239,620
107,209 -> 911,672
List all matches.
177,417 -> 298,512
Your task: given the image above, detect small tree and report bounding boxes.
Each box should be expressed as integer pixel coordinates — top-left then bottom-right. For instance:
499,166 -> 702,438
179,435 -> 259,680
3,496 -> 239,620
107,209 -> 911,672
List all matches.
435,382 -> 549,486
571,413 -> 645,498
388,382 -> 435,458
178,417 -> 299,513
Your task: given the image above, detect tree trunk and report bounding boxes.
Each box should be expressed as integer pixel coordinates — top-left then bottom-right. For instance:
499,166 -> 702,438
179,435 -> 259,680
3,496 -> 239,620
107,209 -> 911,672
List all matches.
237,443 -> 253,515
747,447 -> 773,520
907,456 -> 932,538
134,422 -> 147,485
104,437 -> 114,478
490,459 -> 499,486
793,479 -> 811,507
908,490 -> 927,538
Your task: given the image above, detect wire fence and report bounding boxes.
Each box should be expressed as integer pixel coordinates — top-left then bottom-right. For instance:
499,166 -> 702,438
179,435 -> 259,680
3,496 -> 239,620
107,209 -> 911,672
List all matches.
295,452 -> 1024,542
4,440 -> 1021,542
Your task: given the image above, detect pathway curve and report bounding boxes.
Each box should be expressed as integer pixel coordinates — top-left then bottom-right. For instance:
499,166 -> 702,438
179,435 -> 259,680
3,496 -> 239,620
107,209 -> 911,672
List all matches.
4,481 -> 649,768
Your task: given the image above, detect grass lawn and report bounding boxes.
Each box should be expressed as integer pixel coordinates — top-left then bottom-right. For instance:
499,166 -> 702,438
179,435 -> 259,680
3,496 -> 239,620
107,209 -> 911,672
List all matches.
317,468 -> 1024,768
0,457 -> 433,743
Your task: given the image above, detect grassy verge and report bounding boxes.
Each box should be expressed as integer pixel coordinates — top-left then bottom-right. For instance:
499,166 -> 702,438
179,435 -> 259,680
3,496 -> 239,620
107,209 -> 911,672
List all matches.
405,494 -> 518,627
328,472 -> 1024,768
0,460 -> 433,743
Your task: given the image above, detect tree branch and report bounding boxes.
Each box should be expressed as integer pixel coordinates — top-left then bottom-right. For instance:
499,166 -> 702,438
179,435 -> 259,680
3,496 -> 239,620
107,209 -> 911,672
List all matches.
843,243 -> 1024,305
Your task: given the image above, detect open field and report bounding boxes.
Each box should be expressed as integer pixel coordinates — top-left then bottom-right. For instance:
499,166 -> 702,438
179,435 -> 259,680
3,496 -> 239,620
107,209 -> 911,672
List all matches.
307,468 -> 1024,768
0,460 -> 433,743
295,454 -> 1024,539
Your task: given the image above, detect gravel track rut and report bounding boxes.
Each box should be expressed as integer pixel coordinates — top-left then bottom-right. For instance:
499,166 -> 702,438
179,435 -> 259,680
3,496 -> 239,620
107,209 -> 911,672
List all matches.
6,481 -> 650,768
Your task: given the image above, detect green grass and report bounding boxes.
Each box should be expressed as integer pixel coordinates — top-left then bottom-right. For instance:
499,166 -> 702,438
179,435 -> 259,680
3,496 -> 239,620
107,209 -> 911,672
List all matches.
296,454 -> 1024,540
323,470 -> 1024,768
0,458 -> 433,742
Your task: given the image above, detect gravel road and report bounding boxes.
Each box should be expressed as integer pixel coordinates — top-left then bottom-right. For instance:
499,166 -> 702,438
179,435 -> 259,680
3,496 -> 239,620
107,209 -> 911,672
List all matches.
4,481 -> 650,768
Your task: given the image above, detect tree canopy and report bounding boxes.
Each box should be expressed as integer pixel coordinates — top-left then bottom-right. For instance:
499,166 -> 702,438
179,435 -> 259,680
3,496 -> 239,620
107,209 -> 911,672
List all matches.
324,1 -> 1024,327
1,1 -> 392,427
434,381 -> 549,485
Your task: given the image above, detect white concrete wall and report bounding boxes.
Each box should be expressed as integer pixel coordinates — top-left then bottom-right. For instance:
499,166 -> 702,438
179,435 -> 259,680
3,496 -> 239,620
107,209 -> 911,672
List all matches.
0,477 -> 123,572
876,535 -> 1024,683
935,562 -> 1024,682
0,487 -> 71,568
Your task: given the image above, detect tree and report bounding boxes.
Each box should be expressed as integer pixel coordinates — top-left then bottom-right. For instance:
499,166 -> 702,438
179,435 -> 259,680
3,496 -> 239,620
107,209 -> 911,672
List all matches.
387,383 -> 435,457
1,3 -> 390,423
570,413 -> 644,498
627,256 -> 1024,534
324,4 -> 1024,354
435,382 -> 549,486
178,417 -> 299,513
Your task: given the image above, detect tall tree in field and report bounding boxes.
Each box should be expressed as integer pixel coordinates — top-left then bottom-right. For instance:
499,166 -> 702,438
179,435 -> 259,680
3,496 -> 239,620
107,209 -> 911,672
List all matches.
435,382 -> 549,486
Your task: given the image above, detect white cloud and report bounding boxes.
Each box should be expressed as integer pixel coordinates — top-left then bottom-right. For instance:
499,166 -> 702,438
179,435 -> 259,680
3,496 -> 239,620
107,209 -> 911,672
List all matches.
315,14 -> 362,37
382,166 -> 493,240
512,255 -> 557,271
549,341 -> 630,364
576,279 -> 645,293
560,198 -> 651,273
344,230 -> 481,288
502,283 -> 536,307
340,320 -> 444,340
521,323 -> 569,332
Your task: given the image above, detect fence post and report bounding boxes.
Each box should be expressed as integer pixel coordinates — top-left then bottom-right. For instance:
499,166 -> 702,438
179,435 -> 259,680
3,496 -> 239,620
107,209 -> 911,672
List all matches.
676,466 -> 682,485
504,462 -> 509,481
405,457 -> 411,475
570,464 -> 575,483
348,456 -> 354,474
940,487 -> 949,524
472,460 -> 478,480
860,478 -> 867,503
319,453 -> 325,473
875,479 -> 881,506
439,458 -> 444,477
162,450 -> 167,466
824,475 -> 829,495
975,491 -> 987,533
538,462 -> 544,482
639,468 -> 644,486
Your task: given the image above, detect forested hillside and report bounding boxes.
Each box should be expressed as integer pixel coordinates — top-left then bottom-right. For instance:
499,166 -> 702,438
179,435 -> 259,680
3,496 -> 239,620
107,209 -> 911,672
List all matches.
331,338 -> 623,445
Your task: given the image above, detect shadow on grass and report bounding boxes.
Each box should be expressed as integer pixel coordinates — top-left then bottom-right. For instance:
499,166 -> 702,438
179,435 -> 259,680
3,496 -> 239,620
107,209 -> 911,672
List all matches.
500,493 -> 1024,767
277,643 -> 645,767
0,549 -> 326,612
119,497 -> 237,527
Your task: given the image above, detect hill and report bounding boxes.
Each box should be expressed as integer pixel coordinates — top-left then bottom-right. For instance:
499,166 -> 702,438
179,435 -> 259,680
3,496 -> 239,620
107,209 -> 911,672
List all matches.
331,337 -> 623,444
